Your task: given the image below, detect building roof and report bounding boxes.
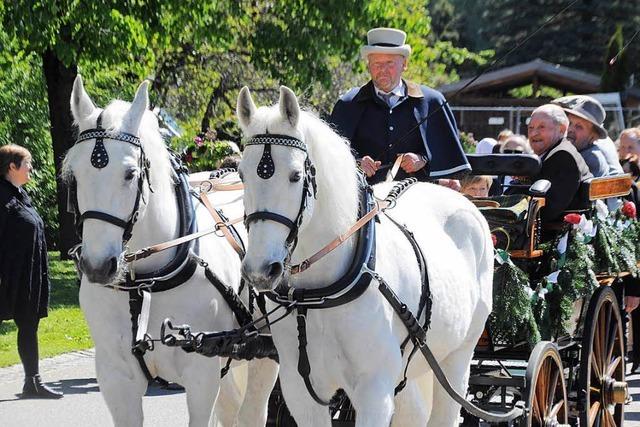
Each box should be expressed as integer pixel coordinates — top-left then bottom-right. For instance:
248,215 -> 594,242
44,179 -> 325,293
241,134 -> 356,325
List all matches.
438,58 -> 640,99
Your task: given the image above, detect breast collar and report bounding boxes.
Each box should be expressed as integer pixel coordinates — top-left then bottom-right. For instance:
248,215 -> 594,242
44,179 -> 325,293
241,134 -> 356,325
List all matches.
266,177 -> 376,309
117,155 -> 200,292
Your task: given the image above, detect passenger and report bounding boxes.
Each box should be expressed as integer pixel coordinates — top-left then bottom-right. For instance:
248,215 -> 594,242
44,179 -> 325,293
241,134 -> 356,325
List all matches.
461,175 -> 492,198
475,137 -> 497,155
329,27 -> 469,188
500,134 -> 533,154
618,127 -> 640,160
552,95 -> 621,176
497,129 -> 513,143
523,104 -> 593,222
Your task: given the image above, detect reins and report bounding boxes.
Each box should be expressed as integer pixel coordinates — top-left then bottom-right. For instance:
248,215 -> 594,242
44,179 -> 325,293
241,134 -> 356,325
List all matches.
123,180 -> 245,263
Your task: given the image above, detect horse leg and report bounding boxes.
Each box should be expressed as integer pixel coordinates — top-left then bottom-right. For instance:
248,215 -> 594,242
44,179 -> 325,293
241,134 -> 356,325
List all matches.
350,374 -> 396,427
94,349 -> 148,427
213,362 -> 246,426
236,358 -> 279,427
391,374 -> 431,427
427,342 -> 475,427
278,367 -> 332,427
181,356 -> 223,427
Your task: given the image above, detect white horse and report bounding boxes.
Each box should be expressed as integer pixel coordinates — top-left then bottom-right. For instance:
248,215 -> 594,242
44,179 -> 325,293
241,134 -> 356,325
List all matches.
62,76 -> 278,427
236,86 -> 493,426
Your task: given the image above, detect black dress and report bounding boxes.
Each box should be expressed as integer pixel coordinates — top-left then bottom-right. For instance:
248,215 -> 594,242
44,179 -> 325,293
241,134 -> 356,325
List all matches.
0,178 -> 49,322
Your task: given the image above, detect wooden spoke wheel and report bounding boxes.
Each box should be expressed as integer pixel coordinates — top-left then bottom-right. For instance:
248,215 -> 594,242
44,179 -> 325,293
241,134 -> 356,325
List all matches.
524,341 -> 568,427
579,286 -> 626,427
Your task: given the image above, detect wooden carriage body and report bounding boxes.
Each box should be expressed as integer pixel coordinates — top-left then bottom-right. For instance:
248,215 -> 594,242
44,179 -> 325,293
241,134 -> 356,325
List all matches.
464,154 -> 634,426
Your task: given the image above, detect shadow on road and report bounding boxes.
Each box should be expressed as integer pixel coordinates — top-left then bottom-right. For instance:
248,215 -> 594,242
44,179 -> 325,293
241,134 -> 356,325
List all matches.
56,377 -> 100,395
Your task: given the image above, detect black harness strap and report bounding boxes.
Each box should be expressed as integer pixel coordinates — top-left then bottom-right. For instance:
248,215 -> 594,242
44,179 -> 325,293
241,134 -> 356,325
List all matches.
383,213 -> 432,395
295,306 -> 338,406
129,290 -> 156,382
202,263 -> 254,329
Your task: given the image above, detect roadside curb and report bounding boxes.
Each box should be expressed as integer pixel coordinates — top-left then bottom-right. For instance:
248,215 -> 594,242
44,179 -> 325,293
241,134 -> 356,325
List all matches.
0,348 -> 95,384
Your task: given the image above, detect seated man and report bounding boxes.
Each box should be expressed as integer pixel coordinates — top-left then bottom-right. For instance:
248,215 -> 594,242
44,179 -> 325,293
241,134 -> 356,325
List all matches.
524,104 -> 593,222
552,95 -> 623,176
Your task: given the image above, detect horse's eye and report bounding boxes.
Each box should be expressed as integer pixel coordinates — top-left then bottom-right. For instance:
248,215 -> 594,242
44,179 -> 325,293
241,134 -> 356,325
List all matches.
289,171 -> 302,182
125,170 -> 136,181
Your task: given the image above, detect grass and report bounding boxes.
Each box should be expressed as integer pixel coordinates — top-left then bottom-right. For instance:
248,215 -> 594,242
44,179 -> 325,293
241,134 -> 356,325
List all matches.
0,251 -> 93,368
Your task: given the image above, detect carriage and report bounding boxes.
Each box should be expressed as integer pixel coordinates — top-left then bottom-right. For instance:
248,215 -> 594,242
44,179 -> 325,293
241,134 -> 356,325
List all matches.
158,87 -> 640,427
460,153 -> 635,426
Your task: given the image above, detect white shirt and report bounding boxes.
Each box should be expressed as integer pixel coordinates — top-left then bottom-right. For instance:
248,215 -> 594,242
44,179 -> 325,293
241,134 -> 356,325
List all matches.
375,81 -> 405,108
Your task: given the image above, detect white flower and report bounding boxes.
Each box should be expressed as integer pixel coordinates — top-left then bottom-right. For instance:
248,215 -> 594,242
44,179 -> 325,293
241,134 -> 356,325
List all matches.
546,270 -> 560,284
557,232 -> 569,254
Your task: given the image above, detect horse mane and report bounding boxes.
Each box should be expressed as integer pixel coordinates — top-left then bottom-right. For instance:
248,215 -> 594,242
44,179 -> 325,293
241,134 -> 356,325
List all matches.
62,100 -> 174,195
298,109 -> 359,232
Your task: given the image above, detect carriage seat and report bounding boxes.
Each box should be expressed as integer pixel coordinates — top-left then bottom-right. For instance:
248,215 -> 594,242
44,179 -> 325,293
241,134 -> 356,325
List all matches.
466,153 -> 541,177
577,174 -> 632,202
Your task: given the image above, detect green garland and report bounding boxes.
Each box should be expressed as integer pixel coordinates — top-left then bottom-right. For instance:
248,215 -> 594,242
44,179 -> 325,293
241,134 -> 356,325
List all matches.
538,229 -> 599,339
488,209 -> 640,348
593,211 -> 640,276
489,250 -> 541,348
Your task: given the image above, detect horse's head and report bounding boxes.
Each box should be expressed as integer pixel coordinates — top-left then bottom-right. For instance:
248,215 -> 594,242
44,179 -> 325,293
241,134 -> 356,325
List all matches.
63,76 -> 153,284
236,86 -> 318,291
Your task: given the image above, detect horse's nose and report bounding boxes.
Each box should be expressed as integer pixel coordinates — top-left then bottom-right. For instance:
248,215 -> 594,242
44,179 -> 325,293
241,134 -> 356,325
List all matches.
241,260 -> 284,291
79,256 -> 118,284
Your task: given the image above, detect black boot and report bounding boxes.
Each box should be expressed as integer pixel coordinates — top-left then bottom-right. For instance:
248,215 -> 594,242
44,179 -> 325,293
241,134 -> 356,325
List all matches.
22,374 -> 63,399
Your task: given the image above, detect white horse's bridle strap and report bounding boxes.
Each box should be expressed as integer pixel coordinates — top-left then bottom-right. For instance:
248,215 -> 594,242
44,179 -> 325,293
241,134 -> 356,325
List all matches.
289,200 -> 387,275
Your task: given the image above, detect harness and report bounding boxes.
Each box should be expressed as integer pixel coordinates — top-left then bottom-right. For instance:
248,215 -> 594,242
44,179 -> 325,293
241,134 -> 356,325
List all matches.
72,111 -> 151,243
240,133 -> 432,405
68,115 -> 254,382
163,132 -> 522,423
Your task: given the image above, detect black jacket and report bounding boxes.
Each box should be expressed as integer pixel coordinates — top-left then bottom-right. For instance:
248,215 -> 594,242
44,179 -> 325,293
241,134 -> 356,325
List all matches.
536,138 -> 593,222
0,178 -> 49,321
329,80 -> 470,183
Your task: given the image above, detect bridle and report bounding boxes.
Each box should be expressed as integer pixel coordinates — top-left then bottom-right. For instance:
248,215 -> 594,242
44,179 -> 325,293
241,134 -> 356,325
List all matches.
71,111 -> 152,245
243,134 -> 317,261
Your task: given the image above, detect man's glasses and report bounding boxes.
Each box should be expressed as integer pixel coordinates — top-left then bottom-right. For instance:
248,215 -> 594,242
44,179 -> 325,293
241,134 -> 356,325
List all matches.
502,149 -> 524,154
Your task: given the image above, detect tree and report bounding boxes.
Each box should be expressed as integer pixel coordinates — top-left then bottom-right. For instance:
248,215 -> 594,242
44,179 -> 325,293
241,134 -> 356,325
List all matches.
1,1 -> 240,257
1,0 -> 486,255
601,25 -> 630,92
475,0 -> 640,77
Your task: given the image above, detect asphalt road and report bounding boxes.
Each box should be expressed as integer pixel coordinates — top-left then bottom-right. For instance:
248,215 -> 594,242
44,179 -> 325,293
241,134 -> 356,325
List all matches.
1,349 -> 639,426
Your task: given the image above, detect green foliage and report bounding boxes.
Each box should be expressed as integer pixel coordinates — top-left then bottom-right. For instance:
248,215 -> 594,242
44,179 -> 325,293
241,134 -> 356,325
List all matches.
539,230 -> 598,339
0,252 -> 90,368
489,253 -> 541,348
459,131 -> 477,153
0,51 -> 58,245
601,25 -> 630,92
473,0 -> 640,78
508,84 -> 564,99
172,130 -> 236,172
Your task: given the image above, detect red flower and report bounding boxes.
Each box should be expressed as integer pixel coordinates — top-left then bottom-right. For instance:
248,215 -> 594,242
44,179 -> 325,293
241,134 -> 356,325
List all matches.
563,213 -> 582,225
622,201 -> 637,219
491,234 -> 497,247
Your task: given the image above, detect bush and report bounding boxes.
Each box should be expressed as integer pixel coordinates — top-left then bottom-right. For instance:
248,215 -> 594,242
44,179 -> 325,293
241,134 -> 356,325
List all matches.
0,54 -> 59,247
171,129 -> 237,172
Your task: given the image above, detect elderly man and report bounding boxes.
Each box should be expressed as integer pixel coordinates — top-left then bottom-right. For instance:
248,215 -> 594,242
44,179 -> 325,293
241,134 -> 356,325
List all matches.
329,28 -> 469,186
527,104 -> 592,222
552,95 -> 623,176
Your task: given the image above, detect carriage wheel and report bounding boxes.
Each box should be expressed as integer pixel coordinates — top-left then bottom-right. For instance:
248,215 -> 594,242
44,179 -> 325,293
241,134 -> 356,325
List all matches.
524,341 -> 568,427
579,286 -> 626,427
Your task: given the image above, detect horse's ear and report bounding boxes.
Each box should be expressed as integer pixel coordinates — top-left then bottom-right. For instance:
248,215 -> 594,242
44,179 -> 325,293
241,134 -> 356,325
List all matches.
237,86 -> 256,129
279,86 -> 299,128
70,75 -> 96,122
122,81 -> 149,134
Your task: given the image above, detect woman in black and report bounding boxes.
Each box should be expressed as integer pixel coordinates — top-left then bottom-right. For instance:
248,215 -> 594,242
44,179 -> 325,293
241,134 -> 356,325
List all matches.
0,144 -> 62,398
